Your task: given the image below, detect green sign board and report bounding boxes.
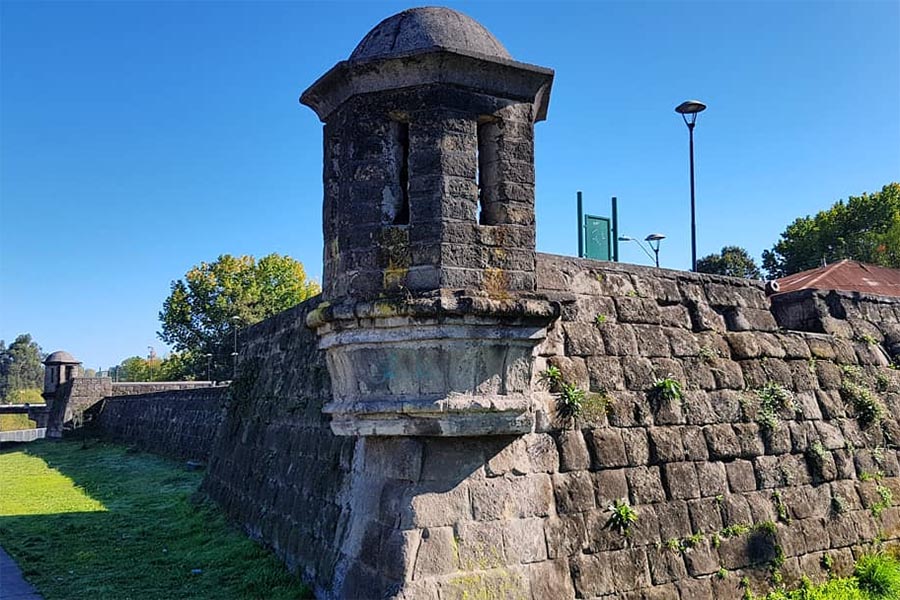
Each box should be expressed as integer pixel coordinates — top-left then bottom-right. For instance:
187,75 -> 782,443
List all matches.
584,215 -> 611,261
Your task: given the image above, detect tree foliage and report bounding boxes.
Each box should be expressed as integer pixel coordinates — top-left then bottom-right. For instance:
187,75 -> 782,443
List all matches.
696,246 -> 762,279
158,254 -> 319,379
762,183 -> 900,278
111,351 -> 200,382
0,334 -> 44,403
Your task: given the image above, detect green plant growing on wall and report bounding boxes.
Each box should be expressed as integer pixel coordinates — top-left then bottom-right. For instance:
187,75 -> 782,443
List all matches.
540,366 -> 587,423
855,551 -> 900,599
664,537 -> 682,553
840,365 -> 885,427
720,523 -> 751,539
698,345 -> 717,364
557,383 -> 585,420
872,484 -> 893,519
540,366 -> 562,388
650,375 -> 683,402
772,491 -> 791,524
841,379 -> 884,426
739,576 -> 752,600
806,440 -> 829,480
807,356 -> 818,374
608,498 -> 638,536
832,495 -> 849,515
716,566 -> 728,580
594,313 -> 607,326
857,333 -> 879,345
875,372 -> 891,393
755,381 -> 795,433
579,392 -> 612,422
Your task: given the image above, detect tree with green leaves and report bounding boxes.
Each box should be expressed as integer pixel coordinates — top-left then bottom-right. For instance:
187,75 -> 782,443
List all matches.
0,334 -> 44,403
762,183 -> 900,278
696,246 -> 762,279
158,253 -> 319,380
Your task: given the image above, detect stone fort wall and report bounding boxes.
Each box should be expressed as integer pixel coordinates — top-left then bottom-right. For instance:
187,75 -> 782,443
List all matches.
199,300 -> 356,598
192,252 -> 900,599
88,386 -> 227,460
47,377 -> 214,438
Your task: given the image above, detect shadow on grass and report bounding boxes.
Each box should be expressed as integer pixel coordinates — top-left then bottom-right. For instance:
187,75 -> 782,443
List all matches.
0,439 -> 312,600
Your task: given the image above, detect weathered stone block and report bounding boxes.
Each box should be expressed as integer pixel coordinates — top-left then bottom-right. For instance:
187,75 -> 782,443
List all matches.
627,466 -> 666,504
696,461 -> 728,497
621,427 -> 651,466
649,426 -> 686,463
485,437 -> 529,477
552,471 -> 596,514
455,520 -> 506,570
562,322 -> 604,356
677,577 -> 715,600
688,497 -> 724,533
524,433 -> 559,474
606,391 -> 653,427
599,323 -> 639,356
655,500 -> 692,540
585,428 -> 628,468
406,481 -> 472,528
556,429 -> 590,472
593,468 -> 629,507
705,424 -> 742,460
733,423 -> 765,458
413,526 -> 459,577
470,474 -> 553,521
615,296 -> 661,325
543,513 -> 585,559
585,356 -> 626,392
621,356 -> 656,390
570,549 -> 650,597
664,462 -> 701,500
683,426 -> 711,461
525,559 -> 574,599
503,517 -> 547,564
647,546 -> 688,584
437,567 -> 531,600
582,509 -> 628,552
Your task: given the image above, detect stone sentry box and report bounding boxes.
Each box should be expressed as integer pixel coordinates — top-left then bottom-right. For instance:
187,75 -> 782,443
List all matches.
302,8 -> 558,436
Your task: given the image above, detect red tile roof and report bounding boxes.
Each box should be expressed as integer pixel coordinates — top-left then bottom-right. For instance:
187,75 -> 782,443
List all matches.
775,260 -> 900,298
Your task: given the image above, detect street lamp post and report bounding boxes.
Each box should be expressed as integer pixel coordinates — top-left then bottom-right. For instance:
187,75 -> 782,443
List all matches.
618,233 -> 666,268
147,346 -> 154,381
675,100 -> 706,272
231,316 -> 240,380
204,353 -> 213,383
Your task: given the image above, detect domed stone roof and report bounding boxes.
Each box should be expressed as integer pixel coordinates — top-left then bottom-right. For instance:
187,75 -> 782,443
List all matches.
350,7 -> 512,62
44,350 -> 80,365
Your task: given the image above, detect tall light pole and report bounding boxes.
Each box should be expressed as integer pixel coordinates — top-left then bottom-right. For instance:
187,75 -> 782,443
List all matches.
204,353 -> 213,383
675,100 -> 706,272
147,346 -> 154,381
231,316 -> 240,380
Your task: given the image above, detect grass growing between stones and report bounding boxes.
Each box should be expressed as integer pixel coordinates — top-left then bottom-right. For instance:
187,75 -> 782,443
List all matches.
0,440 -> 311,599
761,550 -> 900,600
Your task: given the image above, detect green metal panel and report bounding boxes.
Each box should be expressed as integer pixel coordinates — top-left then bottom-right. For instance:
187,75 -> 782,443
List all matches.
584,215 -> 611,261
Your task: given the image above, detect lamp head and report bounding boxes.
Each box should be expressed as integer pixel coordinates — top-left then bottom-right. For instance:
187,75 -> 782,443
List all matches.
618,236 -> 634,242
675,100 -> 706,126
645,233 -> 666,242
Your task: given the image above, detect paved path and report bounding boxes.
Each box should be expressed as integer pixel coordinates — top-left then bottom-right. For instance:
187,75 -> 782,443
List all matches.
0,546 -> 42,599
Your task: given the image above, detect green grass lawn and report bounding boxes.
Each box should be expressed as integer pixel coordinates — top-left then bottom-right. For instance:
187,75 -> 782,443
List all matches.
0,413 -> 37,431
0,440 -> 311,599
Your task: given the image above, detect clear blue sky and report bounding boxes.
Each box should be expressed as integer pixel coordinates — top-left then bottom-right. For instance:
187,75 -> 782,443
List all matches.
1,1 -> 898,369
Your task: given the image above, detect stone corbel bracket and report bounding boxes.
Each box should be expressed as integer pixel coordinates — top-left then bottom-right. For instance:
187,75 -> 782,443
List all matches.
308,294 -> 558,437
